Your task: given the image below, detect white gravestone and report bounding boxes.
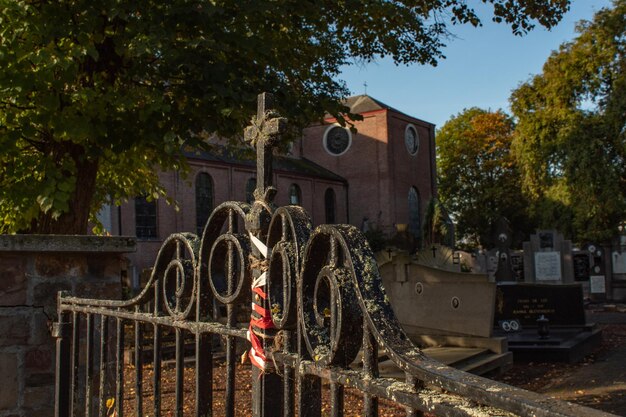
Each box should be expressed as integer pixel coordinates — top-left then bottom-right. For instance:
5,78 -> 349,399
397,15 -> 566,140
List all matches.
590,275 -> 606,293
612,252 -> 626,274
535,251 -> 562,281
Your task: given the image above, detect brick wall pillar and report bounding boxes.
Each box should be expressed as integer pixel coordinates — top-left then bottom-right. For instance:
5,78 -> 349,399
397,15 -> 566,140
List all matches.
0,235 -> 135,417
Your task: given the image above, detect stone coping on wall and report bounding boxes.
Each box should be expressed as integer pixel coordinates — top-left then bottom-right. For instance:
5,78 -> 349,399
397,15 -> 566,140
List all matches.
0,234 -> 136,253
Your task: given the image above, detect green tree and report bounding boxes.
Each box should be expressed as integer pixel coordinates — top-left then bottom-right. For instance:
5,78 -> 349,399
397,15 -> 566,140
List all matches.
0,0 -> 570,234
510,0 -> 626,243
422,197 -> 454,247
437,108 -> 533,248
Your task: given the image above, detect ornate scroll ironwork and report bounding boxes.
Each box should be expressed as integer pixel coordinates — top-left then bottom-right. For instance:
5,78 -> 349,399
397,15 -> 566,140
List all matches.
54,93 -> 615,417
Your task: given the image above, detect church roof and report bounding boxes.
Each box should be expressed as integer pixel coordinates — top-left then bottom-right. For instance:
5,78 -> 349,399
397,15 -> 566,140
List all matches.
275,156 -> 347,183
342,94 -> 435,126
184,147 -> 346,183
344,94 -> 400,114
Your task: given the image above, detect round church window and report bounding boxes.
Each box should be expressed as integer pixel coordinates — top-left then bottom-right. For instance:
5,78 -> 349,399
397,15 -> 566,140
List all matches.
405,124 -> 419,155
323,125 -> 351,156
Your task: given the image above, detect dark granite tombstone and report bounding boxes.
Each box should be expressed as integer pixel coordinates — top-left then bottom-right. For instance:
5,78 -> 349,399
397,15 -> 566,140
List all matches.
494,283 -> 585,326
573,253 -> 590,282
510,252 -> 525,282
493,282 -> 601,362
539,231 -> 554,249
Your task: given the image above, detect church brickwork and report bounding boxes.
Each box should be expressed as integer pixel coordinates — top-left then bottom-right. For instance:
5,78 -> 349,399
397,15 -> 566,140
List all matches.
113,95 -> 435,279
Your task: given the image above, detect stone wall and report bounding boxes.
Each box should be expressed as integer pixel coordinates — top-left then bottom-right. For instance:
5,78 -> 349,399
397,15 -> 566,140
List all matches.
0,235 -> 135,417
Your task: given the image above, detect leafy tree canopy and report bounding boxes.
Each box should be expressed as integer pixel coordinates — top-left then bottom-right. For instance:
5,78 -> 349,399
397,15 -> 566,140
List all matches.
0,0 -> 570,234
437,108 -> 533,248
422,197 -> 454,247
510,0 -> 626,243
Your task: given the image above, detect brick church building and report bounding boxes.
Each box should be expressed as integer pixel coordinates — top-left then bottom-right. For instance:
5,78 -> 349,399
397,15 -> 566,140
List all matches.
103,95 -> 437,278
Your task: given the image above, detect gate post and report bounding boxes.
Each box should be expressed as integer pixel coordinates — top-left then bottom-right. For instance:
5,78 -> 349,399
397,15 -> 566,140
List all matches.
54,305 -> 72,417
244,93 -> 287,416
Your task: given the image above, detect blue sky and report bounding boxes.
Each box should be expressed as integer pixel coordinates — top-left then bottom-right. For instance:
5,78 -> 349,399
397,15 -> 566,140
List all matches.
339,1 -> 613,128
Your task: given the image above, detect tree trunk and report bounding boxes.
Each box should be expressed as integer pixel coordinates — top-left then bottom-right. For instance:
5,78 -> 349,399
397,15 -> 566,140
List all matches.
27,152 -> 99,235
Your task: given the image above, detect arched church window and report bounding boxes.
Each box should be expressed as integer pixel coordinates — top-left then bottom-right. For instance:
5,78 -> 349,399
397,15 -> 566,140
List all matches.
325,188 -> 336,224
195,172 -> 213,235
246,178 -> 256,204
289,183 -> 302,205
135,196 -> 157,239
408,187 -> 420,238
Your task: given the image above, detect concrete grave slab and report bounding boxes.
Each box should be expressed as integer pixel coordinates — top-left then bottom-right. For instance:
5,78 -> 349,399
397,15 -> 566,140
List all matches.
380,259 -> 495,338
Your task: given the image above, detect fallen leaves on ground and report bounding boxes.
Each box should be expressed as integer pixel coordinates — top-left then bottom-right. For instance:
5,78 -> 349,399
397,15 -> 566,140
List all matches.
118,322 -> 626,416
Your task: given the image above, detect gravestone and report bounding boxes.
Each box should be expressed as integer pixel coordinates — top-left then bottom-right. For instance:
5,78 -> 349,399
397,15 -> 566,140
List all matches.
510,251 -> 524,281
383,261 -> 495,338
493,218 -> 514,282
494,283 -> 585,326
573,251 -> 590,282
484,249 -> 524,282
456,250 -> 480,273
482,218 -> 521,282
586,243 -> 607,300
493,281 -> 601,362
612,249 -> 626,274
496,231 -> 602,362
522,230 -> 574,283
379,252 -> 512,374
465,249 -> 488,274
610,226 -> 626,300
484,249 -> 499,280
612,228 -> 626,274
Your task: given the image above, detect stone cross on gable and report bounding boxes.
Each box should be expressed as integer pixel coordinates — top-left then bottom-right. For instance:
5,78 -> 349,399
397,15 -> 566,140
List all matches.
243,93 -> 288,205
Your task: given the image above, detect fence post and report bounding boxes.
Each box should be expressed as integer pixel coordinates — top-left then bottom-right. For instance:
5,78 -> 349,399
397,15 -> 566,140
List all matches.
244,92 -> 287,416
54,303 -> 72,417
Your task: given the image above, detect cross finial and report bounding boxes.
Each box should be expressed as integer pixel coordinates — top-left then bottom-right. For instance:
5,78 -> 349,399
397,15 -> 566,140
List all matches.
363,81 -> 368,95
243,92 -> 287,206
244,93 -> 287,148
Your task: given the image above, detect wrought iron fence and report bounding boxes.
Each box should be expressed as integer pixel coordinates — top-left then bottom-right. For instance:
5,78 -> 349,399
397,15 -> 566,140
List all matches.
54,94 -> 615,417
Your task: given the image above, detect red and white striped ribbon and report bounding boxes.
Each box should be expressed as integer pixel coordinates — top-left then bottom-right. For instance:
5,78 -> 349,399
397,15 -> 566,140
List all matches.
247,233 -> 274,371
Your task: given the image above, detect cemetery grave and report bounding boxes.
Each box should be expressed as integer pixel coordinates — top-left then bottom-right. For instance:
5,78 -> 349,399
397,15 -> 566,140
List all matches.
491,230 -> 603,362
378,248 -> 513,376
493,282 -> 602,362
378,225 -> 605,366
